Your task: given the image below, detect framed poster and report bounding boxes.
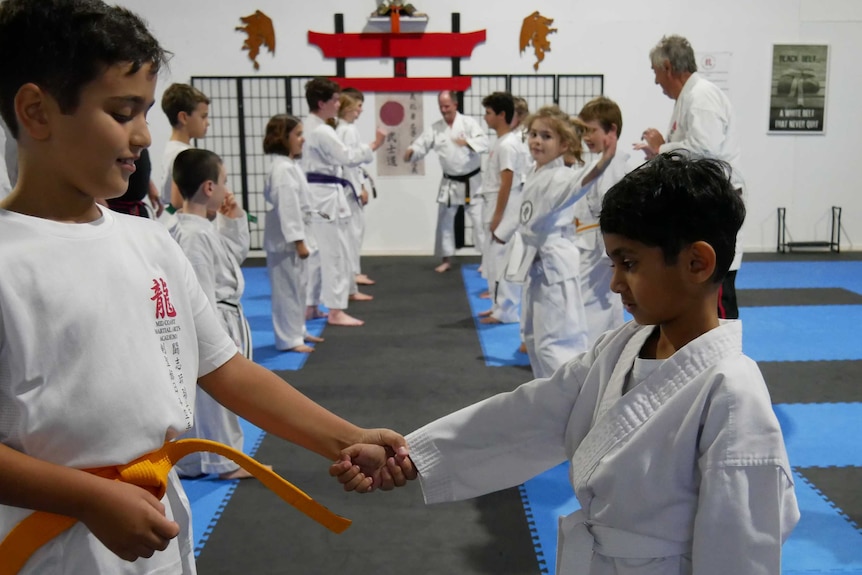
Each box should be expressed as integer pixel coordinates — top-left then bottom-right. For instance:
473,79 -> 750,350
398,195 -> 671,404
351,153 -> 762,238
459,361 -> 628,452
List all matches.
768,44 -> 828,134
375,92 -> 425,176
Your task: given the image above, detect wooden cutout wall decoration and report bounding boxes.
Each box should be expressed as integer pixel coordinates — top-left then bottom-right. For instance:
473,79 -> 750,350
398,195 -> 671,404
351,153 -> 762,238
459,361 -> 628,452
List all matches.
236,10 -> 276,70
308,12 -> 485,92
519,11 -> 557,71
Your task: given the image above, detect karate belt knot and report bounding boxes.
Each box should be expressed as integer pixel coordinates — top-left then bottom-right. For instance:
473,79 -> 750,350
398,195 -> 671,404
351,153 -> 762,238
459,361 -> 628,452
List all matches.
559,509 -> 691,571
0,438 -> 351,575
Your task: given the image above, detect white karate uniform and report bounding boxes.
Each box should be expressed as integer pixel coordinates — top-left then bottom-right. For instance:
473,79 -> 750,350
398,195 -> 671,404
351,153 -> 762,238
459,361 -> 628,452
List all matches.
264,155 -> 315,350
660,72 -> 745,271
407,112 -> 489,257
407,320 -> 799,575
160,140 -> 191,207
505,157 -> 590,378
169,211 -> 250,476
481,130 -> 525,323
573,151 -> 631,343
0,206 -> 237,574
302,114 -> 372,309
336,121 -> 371,277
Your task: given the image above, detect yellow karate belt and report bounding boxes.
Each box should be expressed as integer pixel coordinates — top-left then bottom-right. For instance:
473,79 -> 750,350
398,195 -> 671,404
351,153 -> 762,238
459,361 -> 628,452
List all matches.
0,438 -> 351,575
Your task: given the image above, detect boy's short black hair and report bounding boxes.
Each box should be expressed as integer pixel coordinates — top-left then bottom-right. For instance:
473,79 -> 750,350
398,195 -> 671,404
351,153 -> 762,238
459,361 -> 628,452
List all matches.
161,83 -> 210,128
481,92 -> 515,124
173,149 -> 222,201
600,151 -> 745,282
305,77 -> 341,111
0,0 -> 167,138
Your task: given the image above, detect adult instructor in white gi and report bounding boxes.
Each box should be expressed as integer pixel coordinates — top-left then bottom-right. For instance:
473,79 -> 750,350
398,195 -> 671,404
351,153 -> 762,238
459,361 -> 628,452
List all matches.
404,91 -> 489,273
635,35 -> 745,319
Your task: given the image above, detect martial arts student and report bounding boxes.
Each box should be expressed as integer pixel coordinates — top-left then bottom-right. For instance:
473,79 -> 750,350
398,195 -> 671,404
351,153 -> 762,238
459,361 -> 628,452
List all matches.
158,82 -> 209,212
0,2 -> 408,572
504,106 -> 600,378
167,148 -> 257,480
336,88 -> 376,288
574,96 -> 631,343
476,92 -> 525,325
301,77 -> 384,326
511,97 -> 532,354
262,114 -> 324,353
333,152 -> 800,575
404,90 -> 489,273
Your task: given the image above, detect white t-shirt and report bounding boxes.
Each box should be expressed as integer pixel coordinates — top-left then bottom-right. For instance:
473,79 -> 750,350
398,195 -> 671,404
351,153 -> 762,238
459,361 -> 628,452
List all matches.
0,206 -> 237,574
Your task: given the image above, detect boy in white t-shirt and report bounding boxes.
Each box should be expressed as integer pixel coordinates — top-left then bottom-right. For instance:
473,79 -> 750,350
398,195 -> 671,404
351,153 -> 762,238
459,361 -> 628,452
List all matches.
159,82 -> 210,212
0,1 -> 407,573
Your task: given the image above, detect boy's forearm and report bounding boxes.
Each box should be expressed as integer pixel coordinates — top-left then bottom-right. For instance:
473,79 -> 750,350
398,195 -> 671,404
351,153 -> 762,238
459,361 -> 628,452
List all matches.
199,354 -> 364,460
0,443 -> 105,520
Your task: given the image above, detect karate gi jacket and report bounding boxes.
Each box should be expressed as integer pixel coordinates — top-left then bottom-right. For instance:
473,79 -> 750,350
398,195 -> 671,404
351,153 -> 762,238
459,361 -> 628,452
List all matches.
408,320 -> 799,575
407,112 -> 489,206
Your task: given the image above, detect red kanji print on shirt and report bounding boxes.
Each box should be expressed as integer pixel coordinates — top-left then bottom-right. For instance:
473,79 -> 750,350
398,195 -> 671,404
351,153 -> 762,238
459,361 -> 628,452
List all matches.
151,278 -> 177,318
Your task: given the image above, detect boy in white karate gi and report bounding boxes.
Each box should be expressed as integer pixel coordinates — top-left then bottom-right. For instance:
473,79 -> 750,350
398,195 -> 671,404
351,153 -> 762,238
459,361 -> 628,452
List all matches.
333,152 -> 799,575
476,91 -> 524,325
168,149 -> 254,480
575,97 -> 633,344
301,77 -> 384,326
0,2 -> 408,572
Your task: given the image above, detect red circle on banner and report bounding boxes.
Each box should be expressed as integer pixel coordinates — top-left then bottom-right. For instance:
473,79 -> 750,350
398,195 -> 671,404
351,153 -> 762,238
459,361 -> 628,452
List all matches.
379,101 -> 405,126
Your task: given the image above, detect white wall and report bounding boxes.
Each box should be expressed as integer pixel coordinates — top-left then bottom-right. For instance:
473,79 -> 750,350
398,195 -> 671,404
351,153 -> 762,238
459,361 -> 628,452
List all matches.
122,0 -> 862,253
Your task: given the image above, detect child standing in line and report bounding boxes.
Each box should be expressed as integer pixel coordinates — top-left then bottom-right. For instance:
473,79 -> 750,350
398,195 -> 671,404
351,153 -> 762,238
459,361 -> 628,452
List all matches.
301,77 -> 384,327
159,83 -> 209,212
575,96 -> 632,344
504,106 -> 609,378
476,91 -> 524,325
168,149 -> 254,480
0,2 -> 407,572
337,87 -> 377,289
333,152 -> 800,575
262,114 -> 323,353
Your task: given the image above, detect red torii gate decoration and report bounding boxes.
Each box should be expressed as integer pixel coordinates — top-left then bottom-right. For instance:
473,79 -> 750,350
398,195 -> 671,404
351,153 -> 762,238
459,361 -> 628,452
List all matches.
307,13 -> 485,92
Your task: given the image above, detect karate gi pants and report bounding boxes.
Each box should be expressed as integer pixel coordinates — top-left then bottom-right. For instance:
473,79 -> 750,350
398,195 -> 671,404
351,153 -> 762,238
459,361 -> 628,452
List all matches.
266,248 -> 308,350
523,262 -> 590,379
310,219 -> 350,310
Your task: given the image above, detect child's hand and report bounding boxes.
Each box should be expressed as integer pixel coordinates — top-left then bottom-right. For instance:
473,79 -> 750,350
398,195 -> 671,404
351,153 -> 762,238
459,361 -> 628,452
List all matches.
219,191 -> 242,219
296,241 -> 310,259
371,129 -> 386,151
78,479 -> 180,562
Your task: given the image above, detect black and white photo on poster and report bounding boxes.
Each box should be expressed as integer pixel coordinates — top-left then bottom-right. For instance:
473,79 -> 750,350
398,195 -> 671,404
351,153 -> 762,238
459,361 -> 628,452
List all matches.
769,44 -> 828,133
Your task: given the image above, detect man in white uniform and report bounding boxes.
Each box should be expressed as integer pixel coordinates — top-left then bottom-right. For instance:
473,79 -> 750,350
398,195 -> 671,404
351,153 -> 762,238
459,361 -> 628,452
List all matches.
333,153 -> 799,575
301,77 -> 384,327
405,91 -> 489,272
635,34 -> 745,319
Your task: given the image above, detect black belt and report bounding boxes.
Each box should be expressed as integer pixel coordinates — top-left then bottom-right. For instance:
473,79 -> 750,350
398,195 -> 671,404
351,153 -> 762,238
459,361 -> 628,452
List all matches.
443,167 -> 481,205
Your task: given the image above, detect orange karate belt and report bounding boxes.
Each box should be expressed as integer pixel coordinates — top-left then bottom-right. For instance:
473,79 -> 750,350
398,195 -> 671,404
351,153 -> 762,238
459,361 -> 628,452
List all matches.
574,218 -> 600,234
0,438 -> 351,575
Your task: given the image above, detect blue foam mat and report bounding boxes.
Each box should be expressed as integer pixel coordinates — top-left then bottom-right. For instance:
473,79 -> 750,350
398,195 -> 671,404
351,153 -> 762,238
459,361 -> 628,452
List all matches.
241,267 -> 325,371
740,305 -> 862,362
739,262 -> 862,294
461,264 -> 530,367
775,403 -> 862,468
